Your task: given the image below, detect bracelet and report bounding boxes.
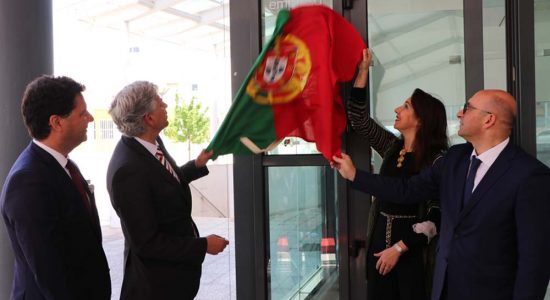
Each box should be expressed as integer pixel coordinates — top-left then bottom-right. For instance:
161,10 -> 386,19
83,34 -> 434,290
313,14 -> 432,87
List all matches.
393,243 -> 403,253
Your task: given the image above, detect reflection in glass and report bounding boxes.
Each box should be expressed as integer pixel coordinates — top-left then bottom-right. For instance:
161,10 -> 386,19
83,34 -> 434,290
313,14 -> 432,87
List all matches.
535,1 -> 550,297
536,0 -> 550,173
267,166 -> 338,299
367,0 -> 466,150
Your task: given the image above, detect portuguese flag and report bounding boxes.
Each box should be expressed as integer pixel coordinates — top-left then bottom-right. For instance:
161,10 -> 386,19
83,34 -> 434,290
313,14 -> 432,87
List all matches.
207,5 -> 365,161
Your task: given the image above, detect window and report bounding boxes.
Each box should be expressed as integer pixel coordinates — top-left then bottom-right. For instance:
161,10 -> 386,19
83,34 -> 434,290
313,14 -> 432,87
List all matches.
367,0 -> 466,169
99,120 -> 114,140
535,1 -> 550,169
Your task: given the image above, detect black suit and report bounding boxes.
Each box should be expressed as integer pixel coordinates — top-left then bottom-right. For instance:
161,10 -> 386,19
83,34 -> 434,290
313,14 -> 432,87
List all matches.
353,142 -> 550,300
106,136 -> 209,300
1,142 -> 111,300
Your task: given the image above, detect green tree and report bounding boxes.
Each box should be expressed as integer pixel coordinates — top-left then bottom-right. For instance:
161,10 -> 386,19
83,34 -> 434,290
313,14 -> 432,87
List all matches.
164,94 -> 210,160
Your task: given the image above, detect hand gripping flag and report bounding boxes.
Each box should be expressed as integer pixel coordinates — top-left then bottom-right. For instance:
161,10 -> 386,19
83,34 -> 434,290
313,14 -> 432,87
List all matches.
207,5 -> 365,161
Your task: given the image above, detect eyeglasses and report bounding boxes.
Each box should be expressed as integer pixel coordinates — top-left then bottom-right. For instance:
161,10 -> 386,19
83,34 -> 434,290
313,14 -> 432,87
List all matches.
462,102 -> 492,114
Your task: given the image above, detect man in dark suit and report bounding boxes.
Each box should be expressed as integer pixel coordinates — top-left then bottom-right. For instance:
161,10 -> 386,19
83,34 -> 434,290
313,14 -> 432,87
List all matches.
333,89 -> 550,300
106,81 -> 229,300
0,75 -> 111,300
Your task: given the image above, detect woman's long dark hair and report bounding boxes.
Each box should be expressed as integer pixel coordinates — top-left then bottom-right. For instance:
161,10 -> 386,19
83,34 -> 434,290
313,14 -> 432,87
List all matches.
410,88 -> 449,170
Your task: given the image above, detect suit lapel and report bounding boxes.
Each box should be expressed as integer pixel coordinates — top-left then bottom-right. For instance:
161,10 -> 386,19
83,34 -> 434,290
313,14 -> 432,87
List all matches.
450,145 -> 472,227
30,143 -> 85,199
30,142 -> 71,180
30,143 -> 103,240
458,143 -> 516,220
123,136 -> 181,185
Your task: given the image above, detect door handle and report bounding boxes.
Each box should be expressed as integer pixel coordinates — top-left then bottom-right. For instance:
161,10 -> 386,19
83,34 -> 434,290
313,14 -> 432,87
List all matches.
343,0 -> 353,10
349,239 -> 365,257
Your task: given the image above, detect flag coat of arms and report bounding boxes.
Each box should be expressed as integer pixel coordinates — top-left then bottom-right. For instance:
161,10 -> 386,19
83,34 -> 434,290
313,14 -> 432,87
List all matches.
207,5 -> 365,161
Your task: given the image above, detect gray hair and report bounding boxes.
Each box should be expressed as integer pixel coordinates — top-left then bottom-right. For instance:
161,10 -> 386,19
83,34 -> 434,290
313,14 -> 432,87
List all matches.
109,81 -> 158,137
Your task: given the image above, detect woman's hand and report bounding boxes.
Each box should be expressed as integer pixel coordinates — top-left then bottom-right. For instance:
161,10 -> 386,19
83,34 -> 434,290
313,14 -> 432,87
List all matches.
374,247 -> 400,276
374,241 -> 408,276
331,153 -> 357,181
353,48 -> 373,88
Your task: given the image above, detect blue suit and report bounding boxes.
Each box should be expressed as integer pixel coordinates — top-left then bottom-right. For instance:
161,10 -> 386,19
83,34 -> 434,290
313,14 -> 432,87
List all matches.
352,142 -> 550,300
0,142 -> 111,300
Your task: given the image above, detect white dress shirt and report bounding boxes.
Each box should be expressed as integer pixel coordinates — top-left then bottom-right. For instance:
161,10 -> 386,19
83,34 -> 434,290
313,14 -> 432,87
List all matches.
33,140 -> 70,177
134,136 -> 158,157
470,138 -> 509,191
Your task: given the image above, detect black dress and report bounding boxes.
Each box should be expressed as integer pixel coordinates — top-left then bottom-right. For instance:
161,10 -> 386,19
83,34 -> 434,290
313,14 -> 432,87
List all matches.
348,88 -> 440,300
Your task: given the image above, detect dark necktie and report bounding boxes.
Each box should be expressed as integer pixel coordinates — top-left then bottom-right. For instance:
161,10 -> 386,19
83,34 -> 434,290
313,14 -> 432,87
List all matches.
66,159 -> 92,215
462,156 -> 482,208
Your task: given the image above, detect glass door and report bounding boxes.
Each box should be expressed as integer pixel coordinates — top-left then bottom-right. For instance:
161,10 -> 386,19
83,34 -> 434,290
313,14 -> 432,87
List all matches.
266,165 -> 338,299
259,2 -> 341,300
534,0 -> 550,298
535,0 -> 550,170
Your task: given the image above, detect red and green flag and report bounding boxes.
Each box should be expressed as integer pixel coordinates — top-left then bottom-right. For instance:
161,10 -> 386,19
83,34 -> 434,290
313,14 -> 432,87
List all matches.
207,4 -> 365,161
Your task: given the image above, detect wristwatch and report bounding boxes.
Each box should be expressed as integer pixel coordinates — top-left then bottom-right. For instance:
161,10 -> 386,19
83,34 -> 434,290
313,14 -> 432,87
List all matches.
393,243 -> 403,253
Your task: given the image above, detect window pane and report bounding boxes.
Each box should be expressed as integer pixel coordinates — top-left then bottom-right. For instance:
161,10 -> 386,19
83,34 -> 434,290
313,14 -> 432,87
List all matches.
536,0 -> 550,173
535,3 -> 550,298
267,166 -> 339,299
483,0 -> 507,89
367,0 -> 466,156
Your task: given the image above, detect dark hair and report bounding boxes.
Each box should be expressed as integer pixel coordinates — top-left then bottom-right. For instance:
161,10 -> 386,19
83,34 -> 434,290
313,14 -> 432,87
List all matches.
410,88 -> 449,170
21,75 -> 85,139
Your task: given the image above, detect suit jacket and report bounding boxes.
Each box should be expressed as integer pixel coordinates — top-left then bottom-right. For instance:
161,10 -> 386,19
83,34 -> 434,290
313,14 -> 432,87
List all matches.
352,142 -> 550,300
106,136 -> 209,300
0,142 -> 111,300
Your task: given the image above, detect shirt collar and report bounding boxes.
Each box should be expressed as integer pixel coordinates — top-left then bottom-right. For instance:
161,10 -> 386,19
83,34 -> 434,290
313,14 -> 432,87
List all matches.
134,136 -> 158,156
470,137 -> 509,167
33,140 -> 68,168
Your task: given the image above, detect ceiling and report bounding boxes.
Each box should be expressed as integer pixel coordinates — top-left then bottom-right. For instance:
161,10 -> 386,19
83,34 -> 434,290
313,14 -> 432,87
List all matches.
55,0 -> 230,52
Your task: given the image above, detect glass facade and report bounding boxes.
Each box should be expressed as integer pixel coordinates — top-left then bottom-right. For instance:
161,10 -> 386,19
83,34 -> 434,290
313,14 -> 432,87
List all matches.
366,0 -> 465,169
536,0 -> 550,169
483,0 -> 507,90
266,166 -> 338,299
536,2 -> 550,298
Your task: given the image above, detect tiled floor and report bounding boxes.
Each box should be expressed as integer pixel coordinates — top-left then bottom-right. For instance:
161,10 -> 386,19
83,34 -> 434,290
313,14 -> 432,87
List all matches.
102,217 -> 235,300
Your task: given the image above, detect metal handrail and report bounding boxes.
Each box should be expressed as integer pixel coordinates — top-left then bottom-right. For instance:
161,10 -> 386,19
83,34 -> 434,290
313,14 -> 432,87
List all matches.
189,182 -> 226,217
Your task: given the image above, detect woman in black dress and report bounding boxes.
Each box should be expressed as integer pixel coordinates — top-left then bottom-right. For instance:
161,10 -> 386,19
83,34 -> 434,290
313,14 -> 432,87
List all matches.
349,49 -> 449,300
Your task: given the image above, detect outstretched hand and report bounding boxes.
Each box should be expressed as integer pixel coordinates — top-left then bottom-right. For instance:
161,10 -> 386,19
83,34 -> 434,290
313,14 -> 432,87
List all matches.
354,48 -> 373,88
195,149 -> 213,168
331,153 -> 357,181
